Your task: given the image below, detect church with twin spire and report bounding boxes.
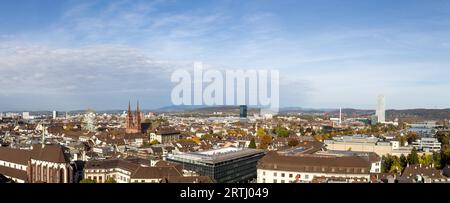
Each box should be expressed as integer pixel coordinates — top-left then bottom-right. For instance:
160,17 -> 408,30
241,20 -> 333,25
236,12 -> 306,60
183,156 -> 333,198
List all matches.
125,101 -> 144,134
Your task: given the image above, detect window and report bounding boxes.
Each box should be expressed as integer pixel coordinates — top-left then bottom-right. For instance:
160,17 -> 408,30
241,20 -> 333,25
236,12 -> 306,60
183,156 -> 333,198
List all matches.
273,179 -> 277,183
305,175 -> 309,179
281,173 -> 285,178
262,178 -> 266,183
281,180 -> 285,183
135,180 -> 138,183
263,171 -> 266,176
274,172 -> 277,177
289,174 -> 293,178
141,180 -> 145,183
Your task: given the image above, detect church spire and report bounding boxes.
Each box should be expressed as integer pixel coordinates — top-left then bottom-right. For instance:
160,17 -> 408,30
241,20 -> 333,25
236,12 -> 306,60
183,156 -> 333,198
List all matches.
128,100 -> 131,114
136,100 -> 140,114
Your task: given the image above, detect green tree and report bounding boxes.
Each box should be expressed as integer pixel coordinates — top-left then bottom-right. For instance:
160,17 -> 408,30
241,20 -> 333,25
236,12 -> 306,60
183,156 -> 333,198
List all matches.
389,156 -> 402,174
395,135 -> 407,147
432,151 -> 442,169
274,127 -> 290,138
407,147 -> 419,165
381,155 -> 393,173
400,154 -> 408,169
104,177 -> 116,183
248,138 -> 257,149
80,179 -> 96,183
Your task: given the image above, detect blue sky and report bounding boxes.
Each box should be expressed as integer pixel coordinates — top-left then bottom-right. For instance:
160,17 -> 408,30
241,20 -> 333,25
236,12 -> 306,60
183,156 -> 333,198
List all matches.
1,0 -> 450,111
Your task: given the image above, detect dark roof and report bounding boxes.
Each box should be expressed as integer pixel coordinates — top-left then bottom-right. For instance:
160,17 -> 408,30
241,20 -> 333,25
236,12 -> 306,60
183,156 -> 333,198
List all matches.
131,166 -> 182,179
85,159 -> 140,172
257,151 -> 371,174
0,165 -> 28,181
84,159 -> 183,180
154,160 -> 183,172
0,147 -> 31,165
162,176 -> 214,183
401,164 -> 444,180
151,127 -> 180,135
30,144 -> 71,163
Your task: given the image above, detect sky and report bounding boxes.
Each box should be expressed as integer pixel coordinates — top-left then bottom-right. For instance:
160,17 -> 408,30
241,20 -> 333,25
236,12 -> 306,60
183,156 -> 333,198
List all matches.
1,0 -> 450,111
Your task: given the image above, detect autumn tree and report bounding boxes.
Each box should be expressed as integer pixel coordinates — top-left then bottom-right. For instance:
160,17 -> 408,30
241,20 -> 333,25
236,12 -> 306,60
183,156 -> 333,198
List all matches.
257,128 -> 267,137
258,135 -> 272,150
406,132 -> 418,144
288,138 -> 299,147
419,154 -> 433,166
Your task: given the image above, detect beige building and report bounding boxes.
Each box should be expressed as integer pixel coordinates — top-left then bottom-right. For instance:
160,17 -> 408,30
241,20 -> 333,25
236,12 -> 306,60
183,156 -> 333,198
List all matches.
149,128 -> 181,144
257,151 -> 380,183
324,135 -> 412,156
83,159 -> 183,183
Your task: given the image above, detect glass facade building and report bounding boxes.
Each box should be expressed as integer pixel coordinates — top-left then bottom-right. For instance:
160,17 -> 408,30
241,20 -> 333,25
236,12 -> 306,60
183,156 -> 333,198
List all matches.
239,105 -> 247,118
167,147 -> 265,183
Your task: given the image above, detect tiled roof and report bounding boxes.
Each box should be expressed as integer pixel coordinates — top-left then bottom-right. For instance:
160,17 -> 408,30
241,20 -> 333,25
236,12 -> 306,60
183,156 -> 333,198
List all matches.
258,151 -> 371,174
0,165 -> 28,181
0,147 -> 31,165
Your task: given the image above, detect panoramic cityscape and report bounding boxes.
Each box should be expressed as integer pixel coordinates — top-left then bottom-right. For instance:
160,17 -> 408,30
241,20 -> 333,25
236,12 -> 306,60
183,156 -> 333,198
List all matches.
1,0 -> 450,186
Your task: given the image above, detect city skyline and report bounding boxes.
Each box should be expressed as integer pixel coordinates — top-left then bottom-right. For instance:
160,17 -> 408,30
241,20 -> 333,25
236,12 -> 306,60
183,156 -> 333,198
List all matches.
1,0 -> 450,110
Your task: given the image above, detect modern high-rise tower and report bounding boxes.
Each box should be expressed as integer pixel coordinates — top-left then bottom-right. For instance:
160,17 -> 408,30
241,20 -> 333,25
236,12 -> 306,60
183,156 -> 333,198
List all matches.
376,95 -> 385,123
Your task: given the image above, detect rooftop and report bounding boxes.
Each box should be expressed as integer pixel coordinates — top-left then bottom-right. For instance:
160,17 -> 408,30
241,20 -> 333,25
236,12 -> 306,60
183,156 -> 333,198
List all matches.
168,147 -> 265,164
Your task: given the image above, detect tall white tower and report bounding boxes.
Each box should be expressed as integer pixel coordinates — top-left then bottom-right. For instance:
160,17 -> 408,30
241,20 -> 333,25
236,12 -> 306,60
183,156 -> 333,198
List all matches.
339,107 -> 342,125
376,95 -> 385,123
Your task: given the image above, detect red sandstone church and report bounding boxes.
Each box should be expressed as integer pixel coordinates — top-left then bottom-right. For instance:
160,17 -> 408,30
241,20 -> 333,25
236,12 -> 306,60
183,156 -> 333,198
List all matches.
125,101 -> 144,134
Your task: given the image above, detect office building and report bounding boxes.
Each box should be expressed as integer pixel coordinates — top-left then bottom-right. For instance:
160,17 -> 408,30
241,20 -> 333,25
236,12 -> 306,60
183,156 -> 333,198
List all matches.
412,137 -> 441,152
324,135 -> 412,156
22,112 -> 30,120
167,147 -> 265,183
240,105 -> 247,118
376,95 -> 385,123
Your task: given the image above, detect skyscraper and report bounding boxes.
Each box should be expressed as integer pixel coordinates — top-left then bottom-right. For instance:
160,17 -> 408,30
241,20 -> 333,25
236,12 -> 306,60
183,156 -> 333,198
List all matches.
52,111 -> 57,120
240,105 -> 247,118
376,95 -> 385,123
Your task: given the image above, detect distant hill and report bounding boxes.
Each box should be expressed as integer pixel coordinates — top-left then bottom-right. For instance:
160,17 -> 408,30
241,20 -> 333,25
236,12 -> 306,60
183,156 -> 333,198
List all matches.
386,109 -> 450,122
